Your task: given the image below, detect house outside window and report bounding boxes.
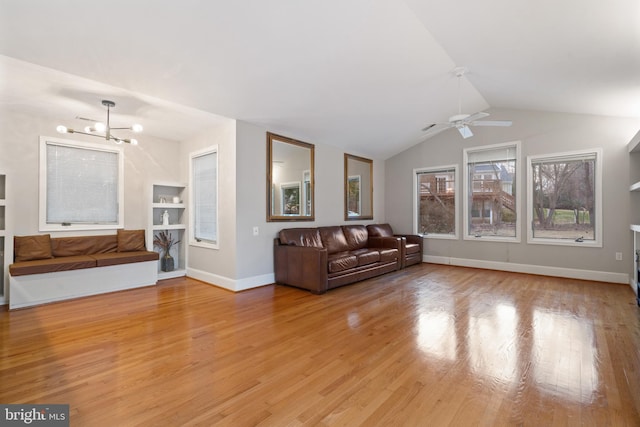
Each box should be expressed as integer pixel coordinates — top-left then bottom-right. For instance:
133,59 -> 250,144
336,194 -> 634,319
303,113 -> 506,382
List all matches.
463,141 -> 520,241
527,148 -> 602,247
189,146 -> 218,249
414,165 -> 458,239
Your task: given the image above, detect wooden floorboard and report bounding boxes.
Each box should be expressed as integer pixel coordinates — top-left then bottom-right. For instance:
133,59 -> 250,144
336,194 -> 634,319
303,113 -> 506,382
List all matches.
1,264 -> 639,426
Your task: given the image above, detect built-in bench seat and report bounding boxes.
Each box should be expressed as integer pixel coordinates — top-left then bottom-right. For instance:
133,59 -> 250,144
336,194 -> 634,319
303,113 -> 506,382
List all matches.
8,230 -> 159,309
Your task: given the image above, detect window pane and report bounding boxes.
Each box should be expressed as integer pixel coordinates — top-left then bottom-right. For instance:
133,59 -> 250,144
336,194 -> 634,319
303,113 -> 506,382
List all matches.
467,147 -> 517,238
46,143 -> 119,224
192,151 -> 217,243
417,168 -> 455,235
531,156 -> 596,241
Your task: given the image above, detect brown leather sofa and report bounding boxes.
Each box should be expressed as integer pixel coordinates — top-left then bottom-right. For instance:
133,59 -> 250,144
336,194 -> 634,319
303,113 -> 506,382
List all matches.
366,223 -> 423,268
274,225 -> 402,294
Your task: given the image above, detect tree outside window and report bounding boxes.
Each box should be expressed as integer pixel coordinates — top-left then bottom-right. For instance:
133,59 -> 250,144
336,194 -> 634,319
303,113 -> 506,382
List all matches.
528,149 -> 601,246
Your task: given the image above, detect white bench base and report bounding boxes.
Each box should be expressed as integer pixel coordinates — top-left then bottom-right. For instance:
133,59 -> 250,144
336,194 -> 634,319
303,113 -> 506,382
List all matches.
9,261 -> 158,309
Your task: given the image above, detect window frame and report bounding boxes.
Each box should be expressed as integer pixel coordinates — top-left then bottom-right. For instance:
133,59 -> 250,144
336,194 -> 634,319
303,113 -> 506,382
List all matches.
463,141 -> 521,243
526,148 -> 602,247
413,164 -> 459,240
39,136 -> 124,232
189,146 -> 219,249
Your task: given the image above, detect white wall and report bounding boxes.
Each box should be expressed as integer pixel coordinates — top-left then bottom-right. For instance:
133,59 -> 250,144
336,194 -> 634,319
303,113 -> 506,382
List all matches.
385,108 -> 639,282
234,120 -> 386,285
179,119 -> 238,286
0,109 -> 181,237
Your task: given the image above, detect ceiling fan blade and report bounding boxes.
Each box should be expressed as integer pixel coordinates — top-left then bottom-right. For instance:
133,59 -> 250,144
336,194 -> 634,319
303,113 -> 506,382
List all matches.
464,112 -> 490,122
470,120 -> 512,127
458,125 -> 473,139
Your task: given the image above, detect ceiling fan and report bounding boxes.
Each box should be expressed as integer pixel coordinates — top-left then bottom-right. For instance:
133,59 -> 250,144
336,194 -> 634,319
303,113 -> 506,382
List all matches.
422,67 -> 512,139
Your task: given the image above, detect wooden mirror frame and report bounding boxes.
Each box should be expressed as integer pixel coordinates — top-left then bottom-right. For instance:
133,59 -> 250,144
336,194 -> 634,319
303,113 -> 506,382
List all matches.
344,153 -> 373,221
267,132 -> 315,222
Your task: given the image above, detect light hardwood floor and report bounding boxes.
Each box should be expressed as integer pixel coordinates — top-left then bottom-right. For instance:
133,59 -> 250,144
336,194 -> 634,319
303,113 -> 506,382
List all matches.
1,264 -> 639,426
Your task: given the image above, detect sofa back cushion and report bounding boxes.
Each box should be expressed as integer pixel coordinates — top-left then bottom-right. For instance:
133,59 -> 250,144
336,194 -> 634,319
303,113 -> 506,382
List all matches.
14,234 -> 54,262
279,228 -> 323,248
366,223 -> 394,237
51,235 -> 118,257
342,225 -> 369,251
319,226 -> 349,254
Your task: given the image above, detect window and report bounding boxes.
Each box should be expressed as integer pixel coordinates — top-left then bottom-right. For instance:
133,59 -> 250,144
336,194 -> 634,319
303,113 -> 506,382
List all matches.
527,149 -> 602,246
39,136 -> 123,231
189,147 -> 218,248
463,142 -> 520,241
414,165 -> 458,238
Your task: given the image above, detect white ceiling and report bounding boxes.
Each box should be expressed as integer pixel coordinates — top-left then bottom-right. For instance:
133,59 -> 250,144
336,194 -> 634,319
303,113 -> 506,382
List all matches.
1,0 -> 639,159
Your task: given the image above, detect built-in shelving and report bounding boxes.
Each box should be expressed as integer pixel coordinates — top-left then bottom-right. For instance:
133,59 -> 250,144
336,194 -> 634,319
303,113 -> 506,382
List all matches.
0,173 -> 7,305
149,183 -> 187,280
628,130 -> 640,306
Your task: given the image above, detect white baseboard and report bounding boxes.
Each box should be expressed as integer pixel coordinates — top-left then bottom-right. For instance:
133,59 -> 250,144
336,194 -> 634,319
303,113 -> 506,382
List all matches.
424,255 -> 629,284
187,267 -> 274,292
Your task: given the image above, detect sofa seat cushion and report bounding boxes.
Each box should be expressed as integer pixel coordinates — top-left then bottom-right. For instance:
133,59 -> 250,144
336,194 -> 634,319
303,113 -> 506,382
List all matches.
327,252 -> 358,273
378,248 -> 399,263
92,251 -> 159,267
319,226 -> 350,254
352,249 -> 380,266
9,255 -> 97,276
405,243 -> 421,254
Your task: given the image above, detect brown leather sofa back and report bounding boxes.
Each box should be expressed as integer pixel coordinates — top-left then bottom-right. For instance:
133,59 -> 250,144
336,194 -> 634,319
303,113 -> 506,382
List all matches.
342,225 -> 369,251
279,228 -> 323,248
366,223 -> 394,237
318,226 -> 349,254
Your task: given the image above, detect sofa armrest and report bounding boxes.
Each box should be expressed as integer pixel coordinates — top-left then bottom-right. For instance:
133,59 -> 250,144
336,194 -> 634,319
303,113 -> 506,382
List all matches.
274,239 -> 328,294
403,234 -> 423,247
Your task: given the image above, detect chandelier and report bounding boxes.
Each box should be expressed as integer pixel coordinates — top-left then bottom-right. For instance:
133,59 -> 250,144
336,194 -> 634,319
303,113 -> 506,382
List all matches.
56,100 -> 143,145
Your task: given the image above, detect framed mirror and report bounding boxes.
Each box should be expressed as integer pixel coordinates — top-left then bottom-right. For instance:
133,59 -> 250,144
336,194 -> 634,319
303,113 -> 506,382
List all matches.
344,153 -> 373,220
267,132 -> 315,221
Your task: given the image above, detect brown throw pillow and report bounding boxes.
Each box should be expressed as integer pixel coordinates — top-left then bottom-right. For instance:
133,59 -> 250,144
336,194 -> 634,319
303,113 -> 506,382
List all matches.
117,229 -> 146,252
14,234 -> 53,262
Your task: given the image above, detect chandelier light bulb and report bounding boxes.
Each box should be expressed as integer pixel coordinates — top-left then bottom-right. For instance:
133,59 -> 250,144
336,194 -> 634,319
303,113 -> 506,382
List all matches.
131,124 -> 143,133
130,138 -> 139,145
94,122 -> 106,132
84,126 -> 93,133
56,125 -> 68,134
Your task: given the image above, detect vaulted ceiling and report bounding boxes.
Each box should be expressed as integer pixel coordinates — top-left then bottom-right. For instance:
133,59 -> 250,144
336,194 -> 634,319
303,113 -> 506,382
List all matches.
1,0 -> 639,158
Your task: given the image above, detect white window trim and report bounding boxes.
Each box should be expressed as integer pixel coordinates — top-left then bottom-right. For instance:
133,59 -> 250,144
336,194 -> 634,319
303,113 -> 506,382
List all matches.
413,164 -> 459,240
463,141 -> 521,243
189,145 -> 219,250
39,136 -> 124,232
526,148 -> 603,247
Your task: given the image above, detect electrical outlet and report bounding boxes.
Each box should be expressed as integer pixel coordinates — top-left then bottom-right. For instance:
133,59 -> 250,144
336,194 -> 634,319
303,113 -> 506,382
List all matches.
253,226 -> 259,236
615,252 -> 623,261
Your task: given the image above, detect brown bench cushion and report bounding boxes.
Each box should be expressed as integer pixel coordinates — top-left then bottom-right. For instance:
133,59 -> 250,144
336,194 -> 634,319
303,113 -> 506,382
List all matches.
14,234 -> 54,262
9,255 -> 97,276
52,235 -> 118,257
93,251 -> 159,267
